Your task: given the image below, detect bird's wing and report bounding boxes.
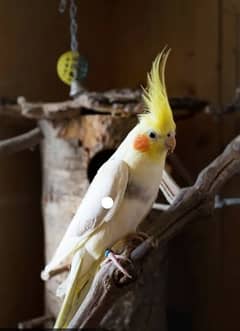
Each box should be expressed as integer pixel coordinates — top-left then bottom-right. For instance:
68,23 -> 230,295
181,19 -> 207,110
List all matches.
41,158 -> 129,279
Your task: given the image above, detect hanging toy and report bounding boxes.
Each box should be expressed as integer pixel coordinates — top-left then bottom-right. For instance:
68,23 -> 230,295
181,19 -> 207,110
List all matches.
57,51 -> 88,85
57,0 -> 88,97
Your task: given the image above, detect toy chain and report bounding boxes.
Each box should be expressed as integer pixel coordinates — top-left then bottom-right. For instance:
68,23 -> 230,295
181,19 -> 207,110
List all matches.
58,0 -> 83,96
59,0 -> 79,54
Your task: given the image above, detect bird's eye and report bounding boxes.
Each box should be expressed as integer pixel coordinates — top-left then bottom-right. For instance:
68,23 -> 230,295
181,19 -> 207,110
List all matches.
148,131 -> 157,139
167,133 -> 171,137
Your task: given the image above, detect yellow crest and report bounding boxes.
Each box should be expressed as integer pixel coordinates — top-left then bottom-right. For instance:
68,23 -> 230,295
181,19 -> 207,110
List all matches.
141,47 -> 175,134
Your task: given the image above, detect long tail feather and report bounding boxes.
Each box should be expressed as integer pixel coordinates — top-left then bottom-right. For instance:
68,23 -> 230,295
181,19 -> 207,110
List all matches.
54,249 -> 99,328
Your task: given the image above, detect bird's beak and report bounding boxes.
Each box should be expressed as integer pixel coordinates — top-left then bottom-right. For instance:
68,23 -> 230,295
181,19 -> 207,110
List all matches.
165,134 -> 176,153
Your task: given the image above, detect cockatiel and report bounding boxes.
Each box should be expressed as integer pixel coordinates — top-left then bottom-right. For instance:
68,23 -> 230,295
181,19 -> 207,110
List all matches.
41,47 -> 176,328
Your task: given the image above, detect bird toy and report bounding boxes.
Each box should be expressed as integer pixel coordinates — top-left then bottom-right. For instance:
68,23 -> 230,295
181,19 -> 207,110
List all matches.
57,0 -> 88,96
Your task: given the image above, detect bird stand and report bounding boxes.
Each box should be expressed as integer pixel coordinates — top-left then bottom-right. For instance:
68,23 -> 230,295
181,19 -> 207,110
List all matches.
0,90 -> 215,330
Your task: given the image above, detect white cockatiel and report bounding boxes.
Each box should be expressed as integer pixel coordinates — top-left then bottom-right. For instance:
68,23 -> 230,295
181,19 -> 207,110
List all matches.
41,47 -> 176,328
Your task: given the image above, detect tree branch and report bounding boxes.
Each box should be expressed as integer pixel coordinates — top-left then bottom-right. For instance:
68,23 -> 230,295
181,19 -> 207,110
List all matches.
0,92 -> 208,120
0,127 -> 42,155
68,135 -> 240,329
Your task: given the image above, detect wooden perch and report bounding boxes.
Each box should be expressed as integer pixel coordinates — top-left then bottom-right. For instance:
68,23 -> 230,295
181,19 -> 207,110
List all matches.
0,91 -> 208,120
18,315 -> 54,329
67,134 -> 240,329
0,127 -> 42,155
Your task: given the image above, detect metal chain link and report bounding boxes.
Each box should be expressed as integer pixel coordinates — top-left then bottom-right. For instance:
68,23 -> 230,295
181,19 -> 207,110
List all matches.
69,0 -> 79,52
58,0 -> 79,52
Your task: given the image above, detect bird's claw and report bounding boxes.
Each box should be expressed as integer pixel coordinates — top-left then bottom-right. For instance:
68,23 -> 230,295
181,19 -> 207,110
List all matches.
103,249 -> 133,279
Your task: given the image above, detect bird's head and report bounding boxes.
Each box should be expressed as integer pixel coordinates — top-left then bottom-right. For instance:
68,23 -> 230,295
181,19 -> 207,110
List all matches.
133,47 -> 176,159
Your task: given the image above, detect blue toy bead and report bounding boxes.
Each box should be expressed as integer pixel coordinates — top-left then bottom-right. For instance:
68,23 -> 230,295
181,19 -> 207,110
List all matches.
76,55 -> 88,81
105,248 -> 112,257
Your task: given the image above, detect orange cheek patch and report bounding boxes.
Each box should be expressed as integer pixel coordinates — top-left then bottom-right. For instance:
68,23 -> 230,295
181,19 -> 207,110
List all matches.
133,134 -> 150,152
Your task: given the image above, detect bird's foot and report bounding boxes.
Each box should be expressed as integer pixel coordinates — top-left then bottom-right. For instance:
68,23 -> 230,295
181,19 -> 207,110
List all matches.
110,232 -> 150,257
103,249 -> 133,279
